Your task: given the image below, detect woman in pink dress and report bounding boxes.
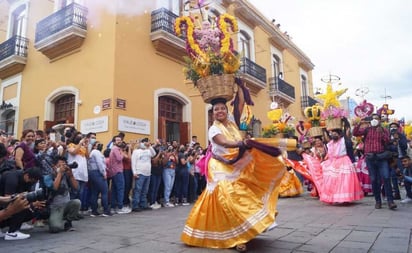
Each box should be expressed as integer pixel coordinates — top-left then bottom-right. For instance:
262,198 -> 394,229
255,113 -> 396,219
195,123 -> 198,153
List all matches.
303,129 -> 364,204
354,143 -> 372,195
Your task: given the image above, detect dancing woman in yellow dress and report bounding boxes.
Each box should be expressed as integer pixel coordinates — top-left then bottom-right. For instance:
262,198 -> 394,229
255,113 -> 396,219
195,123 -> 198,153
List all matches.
181,98 -> 286,251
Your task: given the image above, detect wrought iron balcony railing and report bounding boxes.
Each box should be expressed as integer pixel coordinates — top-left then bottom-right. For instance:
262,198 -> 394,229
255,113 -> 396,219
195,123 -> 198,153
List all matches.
35,3 -> 88,43
0,35 -> 29,61
151,8 -> 180,37
239,57 -> 266,84
301,95 -> 318,109
268,77 -> 295,100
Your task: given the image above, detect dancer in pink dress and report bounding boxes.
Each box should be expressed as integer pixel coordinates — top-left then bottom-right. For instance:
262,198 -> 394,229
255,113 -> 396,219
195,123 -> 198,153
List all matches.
303,129 -> 364,204
355,143 -> 372,195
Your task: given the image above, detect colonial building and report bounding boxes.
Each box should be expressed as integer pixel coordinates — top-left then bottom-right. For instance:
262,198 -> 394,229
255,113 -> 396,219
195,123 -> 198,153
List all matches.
0,0 -> 316,146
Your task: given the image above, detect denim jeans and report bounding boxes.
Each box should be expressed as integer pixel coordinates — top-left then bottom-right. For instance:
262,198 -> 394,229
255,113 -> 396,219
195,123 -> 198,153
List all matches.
111,172 -> 125,209
175,168 -> 189,203
76,180 -> 89,211
366,156 -> 394,203
149,174 -> 162,205
123,169 -> 133,206
163,168 -> 175,203
404,168 -> 412,198
132,175 -> 151,209
88,170 -> 109,214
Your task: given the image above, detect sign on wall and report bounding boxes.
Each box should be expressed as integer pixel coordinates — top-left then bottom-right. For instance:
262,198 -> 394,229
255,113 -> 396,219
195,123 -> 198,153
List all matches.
118,115 -> 150,135
80,116 -> 109,133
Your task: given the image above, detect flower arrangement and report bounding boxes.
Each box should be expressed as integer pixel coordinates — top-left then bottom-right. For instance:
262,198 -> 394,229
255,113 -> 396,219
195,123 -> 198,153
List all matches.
175,7 -> 240,84
262,108 -> 296,137
321,106 -> 348,120
303,104 -> 323,127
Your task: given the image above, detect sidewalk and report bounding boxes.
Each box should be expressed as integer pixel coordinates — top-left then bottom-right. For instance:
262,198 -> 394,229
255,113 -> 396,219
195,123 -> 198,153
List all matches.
0,192 -> 411,253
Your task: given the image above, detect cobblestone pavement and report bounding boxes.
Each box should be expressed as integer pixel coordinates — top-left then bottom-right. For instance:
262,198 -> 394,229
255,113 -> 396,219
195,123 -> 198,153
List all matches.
1,192 -> 411,253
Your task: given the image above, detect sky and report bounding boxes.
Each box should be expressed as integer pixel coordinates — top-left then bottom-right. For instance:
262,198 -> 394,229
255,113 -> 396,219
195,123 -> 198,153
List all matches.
249,0 -> 412,122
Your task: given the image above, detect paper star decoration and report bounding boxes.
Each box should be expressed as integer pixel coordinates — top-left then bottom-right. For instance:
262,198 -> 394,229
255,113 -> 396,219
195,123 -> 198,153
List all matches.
315,83 -> 348,108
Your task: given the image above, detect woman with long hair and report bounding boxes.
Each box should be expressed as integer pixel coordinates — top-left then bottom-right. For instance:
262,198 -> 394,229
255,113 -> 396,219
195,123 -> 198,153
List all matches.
181,98 -> 286,252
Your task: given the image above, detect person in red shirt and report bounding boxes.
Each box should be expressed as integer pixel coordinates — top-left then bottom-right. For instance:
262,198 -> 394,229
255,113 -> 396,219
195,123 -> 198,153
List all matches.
353,114 -> 397,210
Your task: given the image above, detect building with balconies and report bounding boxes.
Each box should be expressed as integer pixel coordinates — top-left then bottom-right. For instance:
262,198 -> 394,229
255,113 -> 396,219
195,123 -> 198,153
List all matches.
0,0 -> 314,145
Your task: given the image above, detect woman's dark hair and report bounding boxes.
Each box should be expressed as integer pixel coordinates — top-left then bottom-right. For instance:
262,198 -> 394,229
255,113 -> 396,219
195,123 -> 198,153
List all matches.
25,167 -> 42,181
103,149 -> 111,158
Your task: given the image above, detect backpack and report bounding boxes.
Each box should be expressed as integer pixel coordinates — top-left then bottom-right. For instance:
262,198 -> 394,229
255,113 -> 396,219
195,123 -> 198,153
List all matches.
0,158 -> 17,190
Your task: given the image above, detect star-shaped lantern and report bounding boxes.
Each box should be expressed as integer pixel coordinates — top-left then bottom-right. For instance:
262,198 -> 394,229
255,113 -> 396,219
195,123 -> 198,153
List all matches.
315,83 -> 348,109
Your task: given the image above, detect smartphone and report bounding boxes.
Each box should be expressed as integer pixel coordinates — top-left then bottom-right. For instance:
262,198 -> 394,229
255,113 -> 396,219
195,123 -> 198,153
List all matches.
49,133 -> 56,142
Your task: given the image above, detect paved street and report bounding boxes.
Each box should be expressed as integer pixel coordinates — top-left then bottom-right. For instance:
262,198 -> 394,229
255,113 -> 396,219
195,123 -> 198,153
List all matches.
1,192 -> 411,253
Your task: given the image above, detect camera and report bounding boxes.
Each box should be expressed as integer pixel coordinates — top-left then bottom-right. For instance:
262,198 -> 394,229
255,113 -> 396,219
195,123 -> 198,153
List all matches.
67,161 -> 78,169
11,188 -> 47,204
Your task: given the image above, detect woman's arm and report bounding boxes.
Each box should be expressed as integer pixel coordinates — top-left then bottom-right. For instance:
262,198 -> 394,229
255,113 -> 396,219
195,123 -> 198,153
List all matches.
212,134 -> 244,149
14,147 -> 24,169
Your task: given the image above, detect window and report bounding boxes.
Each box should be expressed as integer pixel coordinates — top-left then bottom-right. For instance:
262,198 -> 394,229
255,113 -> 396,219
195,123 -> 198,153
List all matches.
10,5 -> 26,37
301,74 -> 308,97
272,54 -> 281,79
54,94 -> 75,123
159,96 -> 183,122
4,110 -> 15,136
239,30 -> 251,59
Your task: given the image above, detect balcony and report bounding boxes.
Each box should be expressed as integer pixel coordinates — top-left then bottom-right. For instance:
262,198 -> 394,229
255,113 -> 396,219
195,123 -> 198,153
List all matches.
301,95 -> 318,110
0,35 -> 29,79
150,8 -> 186,63
34,3 -> 88,60
268,77 -> 295,105
239,57 -> 267,94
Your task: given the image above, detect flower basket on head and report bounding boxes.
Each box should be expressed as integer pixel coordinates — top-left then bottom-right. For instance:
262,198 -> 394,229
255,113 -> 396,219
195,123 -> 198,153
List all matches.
197,74 -> 236,103
175,7 -> 241,104
326,117 -> 342,130
308,126 -> 323,137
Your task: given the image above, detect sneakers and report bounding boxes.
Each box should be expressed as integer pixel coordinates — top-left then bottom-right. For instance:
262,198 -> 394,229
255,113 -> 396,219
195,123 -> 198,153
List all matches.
117,207 -> 131,214
400,197 -> 412,204
150,202 -> 161,210
100,212 -> 113,217
64,221 -> 75,231
34,220 -> 46,227
5,231 -> 30,240
20,222 -> 34,231
90,212 -> 101,217
164,202 -> 175,208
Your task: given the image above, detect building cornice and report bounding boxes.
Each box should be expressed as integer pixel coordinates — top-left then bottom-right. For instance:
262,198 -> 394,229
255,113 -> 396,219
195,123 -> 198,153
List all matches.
228,0 -> 315,70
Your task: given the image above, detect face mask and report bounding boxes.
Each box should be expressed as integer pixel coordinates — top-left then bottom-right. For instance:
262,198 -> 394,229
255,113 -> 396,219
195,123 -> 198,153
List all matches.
371,119 -> 379,127
89,138 -> 96,145
331,135 -> 339,141
140,143 -> 146,149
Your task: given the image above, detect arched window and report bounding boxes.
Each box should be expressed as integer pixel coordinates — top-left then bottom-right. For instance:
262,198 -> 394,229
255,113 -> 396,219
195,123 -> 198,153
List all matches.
54,94 -> 75,123
158,96 -> 185,143
239,30 -> 251,59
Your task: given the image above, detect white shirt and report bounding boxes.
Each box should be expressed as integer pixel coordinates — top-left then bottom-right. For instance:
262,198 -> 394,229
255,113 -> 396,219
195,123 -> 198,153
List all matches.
131,146 -> 156,176
209,125 -> 228,156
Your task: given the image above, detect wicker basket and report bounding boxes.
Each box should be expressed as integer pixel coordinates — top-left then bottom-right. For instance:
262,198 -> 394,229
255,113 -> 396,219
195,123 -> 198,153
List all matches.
326,118 -> 342,130
196,74 -> 236,103
308,127 -> 323,137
